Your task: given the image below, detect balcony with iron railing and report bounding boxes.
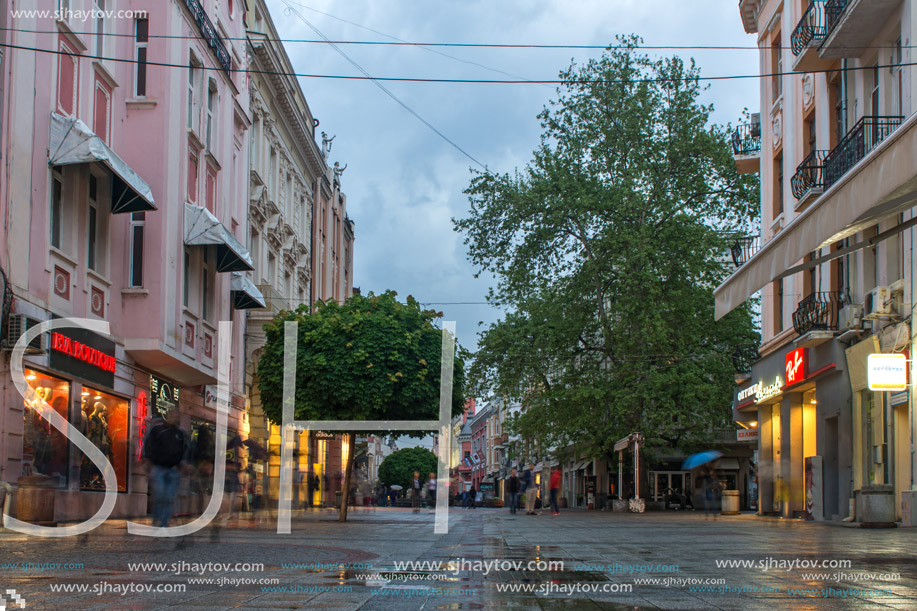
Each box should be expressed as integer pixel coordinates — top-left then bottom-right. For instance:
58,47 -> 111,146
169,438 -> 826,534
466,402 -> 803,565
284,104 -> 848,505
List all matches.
182,0 -> 232,72
824,116 -> 904,187
732,344 -> 759,375
731,119 -> 761,174
791,1 -> 830,71
729,235 -> 759,268
791,150 -> 829,207
821,0 -> 901,59
255,284 -> 290,313
792,291 -> 850,338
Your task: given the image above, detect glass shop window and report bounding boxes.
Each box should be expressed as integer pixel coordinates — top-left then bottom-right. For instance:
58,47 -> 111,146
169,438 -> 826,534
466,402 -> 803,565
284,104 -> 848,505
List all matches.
79,386 -> 129,492
22,369 -> 70,485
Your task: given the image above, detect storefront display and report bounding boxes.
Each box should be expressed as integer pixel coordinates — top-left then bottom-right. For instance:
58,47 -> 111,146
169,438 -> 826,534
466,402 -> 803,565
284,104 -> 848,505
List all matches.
79,386 -> 129,492
23,369 -> 69,484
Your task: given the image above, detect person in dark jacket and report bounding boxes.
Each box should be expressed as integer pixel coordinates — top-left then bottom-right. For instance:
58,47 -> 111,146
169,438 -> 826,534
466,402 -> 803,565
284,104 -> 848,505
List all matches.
521,464 -> 536,514
507,469 -> 521,514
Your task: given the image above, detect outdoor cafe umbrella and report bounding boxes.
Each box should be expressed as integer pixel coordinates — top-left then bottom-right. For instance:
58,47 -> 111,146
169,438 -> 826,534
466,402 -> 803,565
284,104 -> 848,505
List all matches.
681,450 -> 723,471
388,485 -> 403,491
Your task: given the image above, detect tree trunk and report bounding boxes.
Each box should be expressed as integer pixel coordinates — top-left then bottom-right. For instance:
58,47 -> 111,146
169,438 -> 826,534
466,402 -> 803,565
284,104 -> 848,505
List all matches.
339,432 -> 356,522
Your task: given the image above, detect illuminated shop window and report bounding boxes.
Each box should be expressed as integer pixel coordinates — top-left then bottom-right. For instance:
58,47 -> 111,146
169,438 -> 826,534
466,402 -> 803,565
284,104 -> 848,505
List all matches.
23,369 -> 70,484
79,386 -> 129,492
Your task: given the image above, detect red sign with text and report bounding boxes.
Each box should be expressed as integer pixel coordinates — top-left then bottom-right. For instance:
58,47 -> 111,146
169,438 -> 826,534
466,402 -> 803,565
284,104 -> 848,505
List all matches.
786,348 -> 807,386
50,331 -> 117,373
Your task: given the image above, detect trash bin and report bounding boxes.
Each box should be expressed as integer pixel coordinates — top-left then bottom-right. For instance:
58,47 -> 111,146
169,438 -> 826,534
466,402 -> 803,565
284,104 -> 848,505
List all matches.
15,475 -> 56,525
721,490 -> 740,515
856,485 -> 896,527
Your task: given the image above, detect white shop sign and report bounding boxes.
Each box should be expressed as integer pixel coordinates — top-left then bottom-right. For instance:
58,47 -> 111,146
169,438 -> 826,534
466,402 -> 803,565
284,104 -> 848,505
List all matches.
867,353 -> 907,391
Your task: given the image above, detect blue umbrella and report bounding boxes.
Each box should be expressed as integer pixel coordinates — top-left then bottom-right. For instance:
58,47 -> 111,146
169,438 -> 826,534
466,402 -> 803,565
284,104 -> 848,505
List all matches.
682,450 -> 723,470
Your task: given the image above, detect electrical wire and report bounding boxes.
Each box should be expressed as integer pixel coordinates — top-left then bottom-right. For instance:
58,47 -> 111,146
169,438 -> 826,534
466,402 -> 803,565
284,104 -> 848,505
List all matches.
1,39 -> 909,86
278,1 -> 485,169
2,26 -> 914,51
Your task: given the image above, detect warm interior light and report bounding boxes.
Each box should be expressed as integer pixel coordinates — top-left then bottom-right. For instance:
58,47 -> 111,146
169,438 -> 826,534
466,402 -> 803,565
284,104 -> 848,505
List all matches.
751,421 -> 758,428
94,395 -> 102,400
82,391 -> 90,396
811,398 -> 817,404
26,374 -> 37,381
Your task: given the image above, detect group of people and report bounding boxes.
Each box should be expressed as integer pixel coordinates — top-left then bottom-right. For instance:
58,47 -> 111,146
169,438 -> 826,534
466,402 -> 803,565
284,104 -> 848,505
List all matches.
504,464 -> 563,516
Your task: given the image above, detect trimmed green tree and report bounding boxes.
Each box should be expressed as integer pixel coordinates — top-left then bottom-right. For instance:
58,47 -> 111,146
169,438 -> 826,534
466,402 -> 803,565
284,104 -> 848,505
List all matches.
453,37 -> 759,472
257,291 -> 466,521
378,447 -> 438,494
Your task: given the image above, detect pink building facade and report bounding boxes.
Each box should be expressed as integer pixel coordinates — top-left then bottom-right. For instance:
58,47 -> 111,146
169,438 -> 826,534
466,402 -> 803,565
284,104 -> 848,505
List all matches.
0,0 -> 252,522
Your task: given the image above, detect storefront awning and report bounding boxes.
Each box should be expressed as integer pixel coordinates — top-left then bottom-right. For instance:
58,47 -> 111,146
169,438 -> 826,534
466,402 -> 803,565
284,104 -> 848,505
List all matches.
714,112 -> 917,319
230,272 -> 266,309
574,459 -> 591,471
49,112 -> 156,214
184,203 -> 254,272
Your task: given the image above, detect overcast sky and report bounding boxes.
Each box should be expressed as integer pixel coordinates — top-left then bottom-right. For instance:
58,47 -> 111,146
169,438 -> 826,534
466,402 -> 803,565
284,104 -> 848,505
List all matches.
263,0 -> 760,449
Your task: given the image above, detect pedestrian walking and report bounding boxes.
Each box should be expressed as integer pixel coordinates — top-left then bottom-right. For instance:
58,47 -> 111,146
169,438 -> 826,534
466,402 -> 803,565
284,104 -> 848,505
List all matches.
702,465 -> 723,520
411,471 -> 423,513
549,467 -> 562,516
507,468 -> 520,514
142,410 -> 190,528
427,472 -> 437,511
522,464 -> 537,515
223,459 -> 241,520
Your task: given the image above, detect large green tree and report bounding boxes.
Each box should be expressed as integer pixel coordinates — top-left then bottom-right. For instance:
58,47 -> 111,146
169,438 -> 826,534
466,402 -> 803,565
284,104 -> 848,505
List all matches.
378,447 -> 438,491
453,37 -> 759,467
257,291 -> 466,521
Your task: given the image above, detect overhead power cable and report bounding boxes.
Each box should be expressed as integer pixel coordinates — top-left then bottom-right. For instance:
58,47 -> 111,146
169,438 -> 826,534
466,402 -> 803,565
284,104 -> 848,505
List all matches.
278,0 -> 486,169
3,26 -> 912,51
0,39 -> 910,86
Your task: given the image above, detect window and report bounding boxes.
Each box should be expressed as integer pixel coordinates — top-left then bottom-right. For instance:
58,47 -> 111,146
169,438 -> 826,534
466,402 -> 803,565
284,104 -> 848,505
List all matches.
205,165 -> 216,212
206,80 -> 216,149
805,112 -> 816,157
251,115 -> 261,169
228,0 -> 234,18
773,279 -> 783,334
93,77 -> 111,143
834,77 -> 846,145
94,0 -> 105,58
87,175 -> 98,271
894,37 -> 903,116
187,58 -> 200,130
284,271 -> 292,299
870,64 -> 880,116
23,369 -> 70,484
772,36 -> 782,102
57,0 -> 70,20
129,212 -> 145,287
897,213 -> 905,281
774,153 -> 783,217
269,147 -> 277,195
50,171 -> 63,249
134,17 -> 148,97
80,386 -> 129,492
57,37 -> 77,115
187,146 -> 199,203
183,248 -> 191,307
267,251 -> 276,285
202,248 -> 212,321
251,230 -> 260,274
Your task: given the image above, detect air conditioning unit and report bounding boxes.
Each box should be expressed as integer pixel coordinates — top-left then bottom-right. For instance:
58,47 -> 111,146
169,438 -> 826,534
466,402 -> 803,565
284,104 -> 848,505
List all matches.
838,304 -> 864,330
864,286 -> 892,320
3,314 -> 47,353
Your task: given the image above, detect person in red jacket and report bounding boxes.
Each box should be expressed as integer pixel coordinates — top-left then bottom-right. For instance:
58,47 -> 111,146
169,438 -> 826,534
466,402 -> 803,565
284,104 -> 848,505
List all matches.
549,467 -> 562,516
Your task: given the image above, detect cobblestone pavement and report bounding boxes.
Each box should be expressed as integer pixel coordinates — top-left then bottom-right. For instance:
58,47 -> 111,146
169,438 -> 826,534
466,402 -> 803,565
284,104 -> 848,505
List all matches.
1,508 -> 916,610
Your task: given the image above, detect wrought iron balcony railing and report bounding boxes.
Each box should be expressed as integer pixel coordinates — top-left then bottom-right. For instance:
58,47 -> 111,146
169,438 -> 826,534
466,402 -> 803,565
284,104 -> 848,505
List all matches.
825,0 -> 850,35
791,150 -> 829,199
183,0 -> 232,72
731,122 -> 762,156
730,235 -> 759,268
792,291 -> 850,336
824,116 -> 903,187
791,1 -> 828,55
732,344 -> 759,374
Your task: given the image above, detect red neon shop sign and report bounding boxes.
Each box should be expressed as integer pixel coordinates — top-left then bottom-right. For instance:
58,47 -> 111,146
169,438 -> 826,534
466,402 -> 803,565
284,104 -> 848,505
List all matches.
50,332 -> 117,373
786,348 -> 807,385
